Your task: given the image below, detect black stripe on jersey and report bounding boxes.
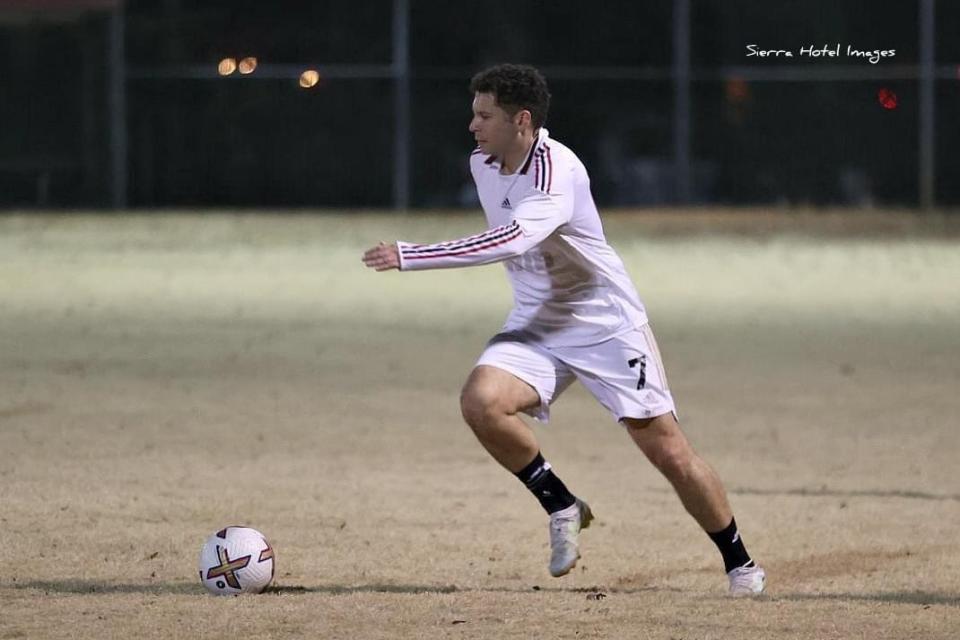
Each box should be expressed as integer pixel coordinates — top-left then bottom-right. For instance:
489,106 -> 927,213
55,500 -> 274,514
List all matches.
402,222 -> 521,256
404,222 -> 515,251
403,226 -> 523,260
544,143 -> 553,193
535,149 -> 546,192
534,148 -> 555,193
534,144 -> 553,194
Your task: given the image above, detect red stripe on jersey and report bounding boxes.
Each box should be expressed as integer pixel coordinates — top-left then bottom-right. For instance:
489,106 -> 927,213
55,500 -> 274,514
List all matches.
545,144 -> 553,194
533,149 -> 548,193
406,225 -> 505,250
404,223 -> 518,253
403,226 -> 523,260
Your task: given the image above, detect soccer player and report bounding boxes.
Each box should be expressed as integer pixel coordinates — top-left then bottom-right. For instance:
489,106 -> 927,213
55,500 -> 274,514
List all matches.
362,64 -> 765,595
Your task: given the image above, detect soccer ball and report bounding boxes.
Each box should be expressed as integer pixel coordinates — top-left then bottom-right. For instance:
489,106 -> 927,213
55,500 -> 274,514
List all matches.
198,526 -> 275,595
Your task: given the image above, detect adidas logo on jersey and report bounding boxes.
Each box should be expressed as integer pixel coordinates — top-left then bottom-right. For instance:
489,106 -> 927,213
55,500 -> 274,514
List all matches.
501,197 -> 512,209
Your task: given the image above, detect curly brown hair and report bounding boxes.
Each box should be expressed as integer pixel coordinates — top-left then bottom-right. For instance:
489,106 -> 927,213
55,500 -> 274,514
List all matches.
469,64 -> 551,129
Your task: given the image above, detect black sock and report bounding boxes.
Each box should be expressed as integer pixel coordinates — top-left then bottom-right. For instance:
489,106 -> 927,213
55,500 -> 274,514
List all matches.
707,517 -> 754,573
514,452 -> 577,515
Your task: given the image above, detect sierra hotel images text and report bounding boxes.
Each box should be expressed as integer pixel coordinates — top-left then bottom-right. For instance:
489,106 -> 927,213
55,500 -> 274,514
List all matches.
746,44 -> 896,64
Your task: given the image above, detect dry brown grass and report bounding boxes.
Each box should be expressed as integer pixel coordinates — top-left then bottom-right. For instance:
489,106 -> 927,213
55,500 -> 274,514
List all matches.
1,211 -> 958,639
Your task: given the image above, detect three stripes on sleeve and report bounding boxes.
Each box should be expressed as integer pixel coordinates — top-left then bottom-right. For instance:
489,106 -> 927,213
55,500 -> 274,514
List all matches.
397,221 -> 525,270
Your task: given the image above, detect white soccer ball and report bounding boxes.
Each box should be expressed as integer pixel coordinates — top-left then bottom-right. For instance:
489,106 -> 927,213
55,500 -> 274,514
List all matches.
198,526 -> 276,595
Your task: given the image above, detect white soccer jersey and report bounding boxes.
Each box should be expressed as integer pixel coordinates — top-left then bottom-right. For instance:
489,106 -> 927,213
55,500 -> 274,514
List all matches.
396,128 -> 648,347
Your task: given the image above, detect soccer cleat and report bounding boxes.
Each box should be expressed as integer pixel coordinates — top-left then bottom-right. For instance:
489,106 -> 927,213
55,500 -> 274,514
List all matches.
548,499 -> 594,577
727,563 -> 766,596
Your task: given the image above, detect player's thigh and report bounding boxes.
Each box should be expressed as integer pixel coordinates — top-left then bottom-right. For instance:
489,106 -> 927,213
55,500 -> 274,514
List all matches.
559,324 -> 676,423
467,334 -> 574,422
622,411 -> 691,462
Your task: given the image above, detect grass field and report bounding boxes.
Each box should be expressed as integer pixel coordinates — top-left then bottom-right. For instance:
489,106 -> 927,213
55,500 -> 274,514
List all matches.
1,210 -> 958,639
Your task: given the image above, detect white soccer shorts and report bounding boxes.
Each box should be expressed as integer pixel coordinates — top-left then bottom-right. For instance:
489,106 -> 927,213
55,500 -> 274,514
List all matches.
475,324 -> 676,424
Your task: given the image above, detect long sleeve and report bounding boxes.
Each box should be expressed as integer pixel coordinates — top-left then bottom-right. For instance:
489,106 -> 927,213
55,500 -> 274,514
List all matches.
397,185 -> 573,272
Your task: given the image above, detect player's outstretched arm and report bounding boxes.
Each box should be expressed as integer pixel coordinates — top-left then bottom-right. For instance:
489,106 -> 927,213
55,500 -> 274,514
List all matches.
363,186 -> 572,273
362,224 -> 537,273
362,241 -> 400,271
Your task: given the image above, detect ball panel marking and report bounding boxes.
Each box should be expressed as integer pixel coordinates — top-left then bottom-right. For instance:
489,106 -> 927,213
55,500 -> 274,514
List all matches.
198,526 -> 275,595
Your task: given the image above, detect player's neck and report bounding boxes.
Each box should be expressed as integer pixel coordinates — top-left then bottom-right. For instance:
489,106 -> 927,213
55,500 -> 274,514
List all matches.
499,131 -> 536,175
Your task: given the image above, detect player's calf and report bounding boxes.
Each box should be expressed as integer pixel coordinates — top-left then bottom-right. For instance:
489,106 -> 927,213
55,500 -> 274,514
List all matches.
461,366 -> 593,577
625,413 -> 764,593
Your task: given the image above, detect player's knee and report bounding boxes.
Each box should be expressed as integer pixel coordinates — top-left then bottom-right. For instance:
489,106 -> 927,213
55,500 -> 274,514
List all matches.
647,440 -> 695,482
459,381 -> 503,428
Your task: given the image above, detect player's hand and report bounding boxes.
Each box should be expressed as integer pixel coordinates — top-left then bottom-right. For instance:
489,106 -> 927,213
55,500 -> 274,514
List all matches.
362,241 -> 401,271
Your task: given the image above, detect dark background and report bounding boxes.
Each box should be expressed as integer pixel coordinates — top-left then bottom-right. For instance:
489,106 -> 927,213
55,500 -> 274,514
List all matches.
1,0 -> 956,209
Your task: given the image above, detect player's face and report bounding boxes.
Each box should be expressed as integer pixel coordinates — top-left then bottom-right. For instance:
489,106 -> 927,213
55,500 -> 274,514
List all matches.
469,92 -> 522,156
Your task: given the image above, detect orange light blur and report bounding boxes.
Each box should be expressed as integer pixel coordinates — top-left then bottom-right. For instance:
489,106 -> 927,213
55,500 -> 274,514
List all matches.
217,58 -> 237,76
238,57 -> 258,74
299,69 -> 320,88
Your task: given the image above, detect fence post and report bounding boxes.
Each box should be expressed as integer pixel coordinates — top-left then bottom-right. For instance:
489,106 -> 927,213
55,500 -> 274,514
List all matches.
108,4 -> 128,209
673,0 -> 691,204
918,0 -> 935,210
393,0 -> 411,211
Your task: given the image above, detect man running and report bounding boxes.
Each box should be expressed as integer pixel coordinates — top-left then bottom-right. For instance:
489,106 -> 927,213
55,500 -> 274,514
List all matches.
362,63 -> 765,595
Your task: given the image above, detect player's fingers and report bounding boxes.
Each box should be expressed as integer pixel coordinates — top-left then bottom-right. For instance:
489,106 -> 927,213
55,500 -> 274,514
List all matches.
362,243 -> 398,271
375,253 -> 397,271
364,251 -> 391,270
363,243 -> 391,259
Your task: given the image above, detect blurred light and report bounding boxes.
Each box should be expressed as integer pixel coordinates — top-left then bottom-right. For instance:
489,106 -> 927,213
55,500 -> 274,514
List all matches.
724,76 -> 750,104
299,69 -> 320,88
238,57 -> 258,74
218,58 -> 237,76
877,87 -> 898,110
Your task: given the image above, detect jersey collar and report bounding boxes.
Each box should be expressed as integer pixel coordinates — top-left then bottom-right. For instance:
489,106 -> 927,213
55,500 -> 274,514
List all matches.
484,128 -> 550,175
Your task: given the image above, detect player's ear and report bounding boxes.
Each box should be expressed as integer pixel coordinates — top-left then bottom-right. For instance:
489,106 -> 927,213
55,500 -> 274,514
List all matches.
515,109 -> 532,129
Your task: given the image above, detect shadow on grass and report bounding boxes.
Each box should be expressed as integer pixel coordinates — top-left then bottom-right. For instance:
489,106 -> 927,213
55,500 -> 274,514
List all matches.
728,487 -> 960,502
267,584 -> 678,596
6,581 -> 468,596
6,580 -> 670,597
14,580 -> 953,607
266,584 -> 460,595
778,590 -> 960,607
6,580 -> 200,595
